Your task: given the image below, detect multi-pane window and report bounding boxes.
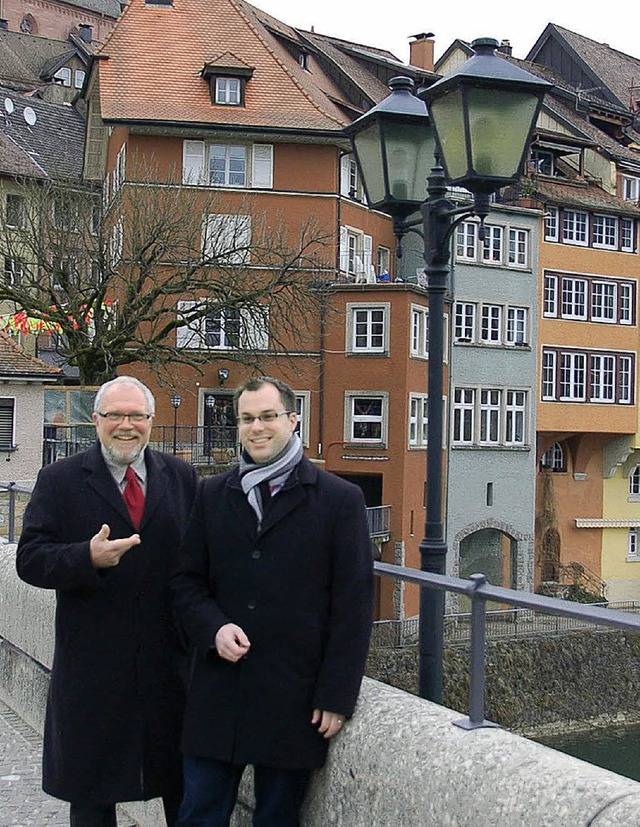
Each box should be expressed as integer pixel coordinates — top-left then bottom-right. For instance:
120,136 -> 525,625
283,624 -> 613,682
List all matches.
561,277 -> 587,319
544,207 -> 559,241
479,389 -> 500,444
410,306 -> 429,358
454,302 -> 475,341
453,387 -> 528,447
629,466 -> 640,497
182,141 -> 273,188
563,210 -> 588,244
591,281 -> 617,322
54,67 -> 72,86
482,226 -> 503,262
540,443 -> 565,471
377,246 -> 390,279
506,307 -> 528,345
508,229 -> 528,267
453,388 -> 475,444
628,528 -> 640,561
543,348 -> 634,404
545,272 -> 634,325
408,394 -> 428,447
456,222 -> 477,260
480,305 -> 502,343
176,301 -> 268,350
204,308 -> 240,348
351,306 -> 386,353
543,274 -> 557,316
348,394 -> 386,443
6,194 -> 26,228
340,227 -> 373,280
4,258 -> 23,286
215,77 -> 241,105
593,214 -> 618,249
209,145 -> 246,187
622,176 -> 639,202
621,218 -> 635,252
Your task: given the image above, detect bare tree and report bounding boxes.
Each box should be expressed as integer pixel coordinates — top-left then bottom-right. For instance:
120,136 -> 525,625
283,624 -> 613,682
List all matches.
0,173 -> 334,385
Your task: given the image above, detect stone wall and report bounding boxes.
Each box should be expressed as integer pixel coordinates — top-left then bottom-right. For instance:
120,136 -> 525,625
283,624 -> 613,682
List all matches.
367,629 -> 640,733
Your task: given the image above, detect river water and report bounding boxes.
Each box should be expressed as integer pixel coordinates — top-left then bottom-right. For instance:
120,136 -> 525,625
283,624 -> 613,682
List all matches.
535,724 -> 640,782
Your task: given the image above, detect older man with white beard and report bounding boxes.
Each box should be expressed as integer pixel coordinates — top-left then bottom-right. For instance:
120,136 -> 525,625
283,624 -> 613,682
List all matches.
17,375 -> 198,827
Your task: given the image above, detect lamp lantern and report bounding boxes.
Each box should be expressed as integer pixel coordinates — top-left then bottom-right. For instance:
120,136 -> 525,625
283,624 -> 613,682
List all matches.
420,38 -> 551,198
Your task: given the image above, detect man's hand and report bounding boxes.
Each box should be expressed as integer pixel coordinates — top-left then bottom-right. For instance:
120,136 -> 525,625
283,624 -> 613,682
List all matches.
312,709 -> 346,739
215,623 -> 251,662
90,523 -> 141,569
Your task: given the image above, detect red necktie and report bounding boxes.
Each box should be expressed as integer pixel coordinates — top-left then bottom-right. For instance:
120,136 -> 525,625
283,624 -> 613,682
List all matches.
123,465 -> 145,529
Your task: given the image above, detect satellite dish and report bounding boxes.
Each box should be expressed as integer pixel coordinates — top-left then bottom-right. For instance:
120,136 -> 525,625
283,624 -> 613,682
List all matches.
23,106 -> 36,126
3,97 -> 13,114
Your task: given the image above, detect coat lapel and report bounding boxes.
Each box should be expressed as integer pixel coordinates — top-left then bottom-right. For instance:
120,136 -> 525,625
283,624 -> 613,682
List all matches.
141,449 -> 169,530
83,443 -> 131,526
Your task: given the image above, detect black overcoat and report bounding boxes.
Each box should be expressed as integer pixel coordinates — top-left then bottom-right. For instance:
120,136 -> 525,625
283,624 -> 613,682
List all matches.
16,443 -> 198,804
171,456 -> 374,770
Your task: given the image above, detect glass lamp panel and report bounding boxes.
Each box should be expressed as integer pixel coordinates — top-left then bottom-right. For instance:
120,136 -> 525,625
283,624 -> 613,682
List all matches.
428,89 -> 467,181
467,87 -> 540,179
352,122 -> 386,205
383,121 -> 435,203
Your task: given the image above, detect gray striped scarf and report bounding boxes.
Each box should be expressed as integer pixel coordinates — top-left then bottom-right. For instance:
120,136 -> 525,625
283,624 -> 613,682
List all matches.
239,433 -> 303,528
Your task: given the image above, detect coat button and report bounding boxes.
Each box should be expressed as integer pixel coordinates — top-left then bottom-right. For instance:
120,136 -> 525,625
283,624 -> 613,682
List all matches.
248,601 -> 256,610
252,549 -> 261,559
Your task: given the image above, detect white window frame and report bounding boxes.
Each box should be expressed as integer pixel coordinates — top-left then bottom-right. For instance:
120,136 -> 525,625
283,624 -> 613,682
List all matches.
592,214 -> 618,250
628,528 -> 640,561
559,352 -> 586,401
506,307 -> 528,345
215,77 -> 241,105
562,210 -> 588,245
621,218 -> 635,252
294,391 -> 310,447
377,246 -> 390,280
620,282 -> 634,325
456,222 -> 477,261
113,144 -> 126,196
482,225 -> 503,263
591,280 -> 617,323
619,356 -> 634,404
408,393 -> 428,448
480,304 -> 502,344
540,443 -> 565,471
479,388 -> 501,445
542,350 -> 557,400
508,228 -> 528,267
505,390 -> 527,446
345,391 -> 388,445
109,217 -> 123,264
622,176 -> 639,202
176,301 -> 268,351
452,388 -> 475,445
561,277 -> 587,320
543,274 -> 558,317
4,257 -> 24,286
54,66 -> 72,86
454,302 -> 476,342
544,207 -> 559,242
589,354 -> 616,402
410,305 -> 429,358
209,144 -> 246,187
347,303 -> 389,355
182,141 -> 273,189
202,214 -> 251,264
339,227 -> 373,281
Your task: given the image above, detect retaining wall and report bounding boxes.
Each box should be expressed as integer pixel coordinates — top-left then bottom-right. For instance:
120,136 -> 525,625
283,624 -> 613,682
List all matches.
4,542 -> 640,826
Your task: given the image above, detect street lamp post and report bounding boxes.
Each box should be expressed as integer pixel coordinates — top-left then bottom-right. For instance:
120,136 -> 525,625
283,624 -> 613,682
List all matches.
346,38 -> 550,703
170,393 -> 181,456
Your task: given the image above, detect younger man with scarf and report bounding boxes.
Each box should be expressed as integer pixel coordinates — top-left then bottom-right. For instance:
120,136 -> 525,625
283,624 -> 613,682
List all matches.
172,376 -> 373,826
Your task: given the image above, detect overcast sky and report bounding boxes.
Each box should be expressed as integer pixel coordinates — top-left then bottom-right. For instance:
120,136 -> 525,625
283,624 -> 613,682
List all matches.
253,0 -> 640,66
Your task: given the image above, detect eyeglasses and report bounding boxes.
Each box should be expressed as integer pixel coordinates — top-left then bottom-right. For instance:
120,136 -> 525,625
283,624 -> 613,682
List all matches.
237,410 -> 292,426
97,412 -> 152,424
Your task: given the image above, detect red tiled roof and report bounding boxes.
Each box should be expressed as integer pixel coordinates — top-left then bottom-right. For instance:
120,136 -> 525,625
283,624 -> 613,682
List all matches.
0,331 -> 63,378
97,0 -> 353,131
537,178 -> 640,216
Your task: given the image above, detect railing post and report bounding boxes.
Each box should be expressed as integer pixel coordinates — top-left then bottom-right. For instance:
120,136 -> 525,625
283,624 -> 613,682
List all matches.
454,573 -> 500,731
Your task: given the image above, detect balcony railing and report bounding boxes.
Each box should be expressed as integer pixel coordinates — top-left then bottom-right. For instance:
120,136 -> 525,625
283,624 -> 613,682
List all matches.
366,504 -> 391,539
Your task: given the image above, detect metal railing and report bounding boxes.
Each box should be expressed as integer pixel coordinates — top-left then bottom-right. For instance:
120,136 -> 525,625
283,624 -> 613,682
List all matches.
366,504 -> 391,538
373,562 -> 640,729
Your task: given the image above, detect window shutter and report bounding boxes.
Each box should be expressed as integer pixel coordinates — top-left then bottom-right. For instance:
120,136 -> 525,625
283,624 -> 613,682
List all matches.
339,227 -> 349,272
252,144 -> 273,189
340,155 -> 351,196
0,398 -> 15,448
240,306 -> 269,350
363,234 -> 374,282
176,301 -> 201,348
183,141 -> 206,185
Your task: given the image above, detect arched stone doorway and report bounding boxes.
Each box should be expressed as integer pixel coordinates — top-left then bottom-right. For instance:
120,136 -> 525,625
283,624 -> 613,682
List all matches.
458,527 -> 517,610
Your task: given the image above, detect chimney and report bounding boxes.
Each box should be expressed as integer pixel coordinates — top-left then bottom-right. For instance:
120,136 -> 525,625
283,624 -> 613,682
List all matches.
497,39 -> 512,57
78,23 -> 92,43
409,32 -> 435,73
0,19 -> 9,30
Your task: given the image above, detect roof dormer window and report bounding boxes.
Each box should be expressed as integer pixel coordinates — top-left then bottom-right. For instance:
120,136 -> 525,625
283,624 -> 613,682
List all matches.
215,77 -> 241,106
201,54 -> 254,107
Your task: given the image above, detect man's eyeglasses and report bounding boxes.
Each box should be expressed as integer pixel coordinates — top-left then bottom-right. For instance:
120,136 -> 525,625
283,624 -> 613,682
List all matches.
97,412 -> 153,424
237,410 -> 292,426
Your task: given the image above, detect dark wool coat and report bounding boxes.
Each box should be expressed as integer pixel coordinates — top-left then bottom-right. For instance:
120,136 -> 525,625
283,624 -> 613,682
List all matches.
16,443 -> 198,805
171,456 -> 374,770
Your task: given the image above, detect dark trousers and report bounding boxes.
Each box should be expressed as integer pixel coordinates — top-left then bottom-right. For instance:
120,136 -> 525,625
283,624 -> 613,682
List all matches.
176,754 -> 311,827
69,794 -> 180,827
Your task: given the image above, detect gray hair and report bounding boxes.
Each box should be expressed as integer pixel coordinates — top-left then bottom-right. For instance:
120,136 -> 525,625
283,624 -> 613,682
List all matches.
93,376 -> 156,415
